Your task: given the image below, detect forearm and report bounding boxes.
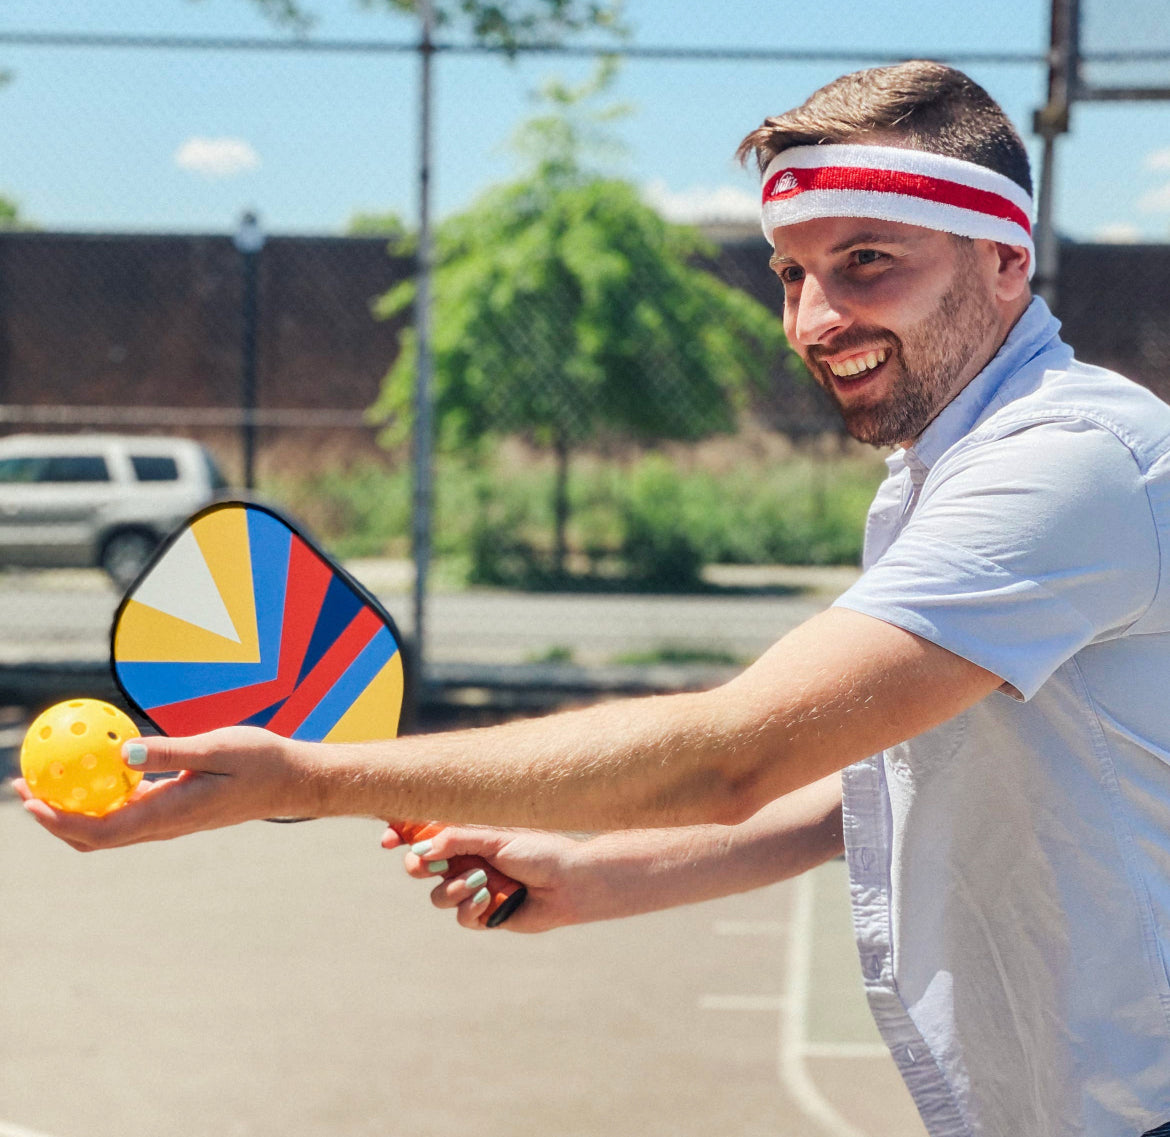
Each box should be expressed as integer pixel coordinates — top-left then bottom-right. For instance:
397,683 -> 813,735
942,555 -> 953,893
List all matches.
563,773 -> 844,924
306,607 -> 1000,835
310,686 -> 761,832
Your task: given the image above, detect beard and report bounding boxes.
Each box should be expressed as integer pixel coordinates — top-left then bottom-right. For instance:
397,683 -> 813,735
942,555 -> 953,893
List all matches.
806,249 -> 1000,448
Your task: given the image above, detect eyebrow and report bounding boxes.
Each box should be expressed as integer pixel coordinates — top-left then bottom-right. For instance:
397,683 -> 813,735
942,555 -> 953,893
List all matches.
770,228 -> 921,269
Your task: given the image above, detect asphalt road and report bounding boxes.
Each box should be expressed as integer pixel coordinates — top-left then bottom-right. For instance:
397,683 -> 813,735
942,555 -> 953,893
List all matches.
0,563 -> 861,669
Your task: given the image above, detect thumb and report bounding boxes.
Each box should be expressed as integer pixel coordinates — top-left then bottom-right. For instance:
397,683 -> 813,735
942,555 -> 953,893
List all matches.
121,726 -> 248,776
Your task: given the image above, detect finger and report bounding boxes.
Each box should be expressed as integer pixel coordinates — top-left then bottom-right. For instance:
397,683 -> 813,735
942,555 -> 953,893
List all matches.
396,825 -> 509,864
21,771 -> 229,851
455,884 -> 493,930
403,850 -> 453,879
428,867 -> 490,911
380,826 -> 405,851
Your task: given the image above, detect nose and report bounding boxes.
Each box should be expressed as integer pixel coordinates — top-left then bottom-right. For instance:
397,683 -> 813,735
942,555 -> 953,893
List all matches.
789,273 -> 849,348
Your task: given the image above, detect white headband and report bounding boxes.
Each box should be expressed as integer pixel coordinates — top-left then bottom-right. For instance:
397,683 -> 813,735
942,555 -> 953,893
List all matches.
761,144 -> 1035,277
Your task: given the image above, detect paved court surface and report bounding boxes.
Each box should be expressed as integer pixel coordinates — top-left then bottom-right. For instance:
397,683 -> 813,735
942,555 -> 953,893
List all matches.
0,798 -> 926,1137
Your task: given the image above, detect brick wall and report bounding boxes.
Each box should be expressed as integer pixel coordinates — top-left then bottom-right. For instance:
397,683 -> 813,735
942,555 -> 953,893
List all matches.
0,230 -> 1165,471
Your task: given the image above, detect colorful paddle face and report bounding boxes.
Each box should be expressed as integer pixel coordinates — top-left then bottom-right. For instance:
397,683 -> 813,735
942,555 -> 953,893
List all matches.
111,502 -> 406,742
110,500 -> 526,927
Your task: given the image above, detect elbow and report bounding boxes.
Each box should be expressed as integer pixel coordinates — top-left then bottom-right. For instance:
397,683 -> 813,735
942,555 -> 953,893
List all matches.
708,774 -> 773,827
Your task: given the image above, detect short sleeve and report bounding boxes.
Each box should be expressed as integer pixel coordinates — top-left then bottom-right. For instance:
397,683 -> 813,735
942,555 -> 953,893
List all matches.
833,420 -> 1159,700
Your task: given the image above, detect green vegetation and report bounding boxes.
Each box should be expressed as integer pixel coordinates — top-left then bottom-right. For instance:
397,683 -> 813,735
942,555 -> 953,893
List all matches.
372,65 -> 790,577
267,447 -> 884,590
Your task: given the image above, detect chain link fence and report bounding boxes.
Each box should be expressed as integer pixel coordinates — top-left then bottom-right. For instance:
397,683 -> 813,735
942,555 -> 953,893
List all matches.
0,20 -> 1166,598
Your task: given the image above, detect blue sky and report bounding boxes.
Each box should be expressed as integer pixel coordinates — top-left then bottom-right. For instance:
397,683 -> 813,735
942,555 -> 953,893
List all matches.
0,0 -> 1167,242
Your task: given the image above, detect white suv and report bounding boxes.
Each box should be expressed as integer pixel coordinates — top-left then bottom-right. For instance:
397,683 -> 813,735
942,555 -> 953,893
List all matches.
0,433 -> 230,587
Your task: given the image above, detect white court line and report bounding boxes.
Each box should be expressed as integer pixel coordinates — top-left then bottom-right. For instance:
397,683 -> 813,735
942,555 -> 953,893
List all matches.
0,1121 -> 64,1137
778,871 -> 873,1137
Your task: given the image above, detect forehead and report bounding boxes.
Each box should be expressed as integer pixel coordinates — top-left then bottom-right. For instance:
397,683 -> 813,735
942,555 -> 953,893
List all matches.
768,216 -> 943,264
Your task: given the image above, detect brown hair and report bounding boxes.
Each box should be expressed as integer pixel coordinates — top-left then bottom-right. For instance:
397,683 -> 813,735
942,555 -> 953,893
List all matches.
736,61 -> 1032,196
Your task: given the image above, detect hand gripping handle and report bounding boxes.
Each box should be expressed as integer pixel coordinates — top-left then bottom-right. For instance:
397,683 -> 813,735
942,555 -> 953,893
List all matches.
395,821 -> 527,928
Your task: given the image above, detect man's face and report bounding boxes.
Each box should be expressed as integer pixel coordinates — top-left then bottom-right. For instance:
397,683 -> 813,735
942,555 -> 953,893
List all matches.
770,216 -> 1003,448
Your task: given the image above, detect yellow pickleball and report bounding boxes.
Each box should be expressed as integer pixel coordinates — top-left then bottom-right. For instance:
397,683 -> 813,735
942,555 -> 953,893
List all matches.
21,699 -> 143,817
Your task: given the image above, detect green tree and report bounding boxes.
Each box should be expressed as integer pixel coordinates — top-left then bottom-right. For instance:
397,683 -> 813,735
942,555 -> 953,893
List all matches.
372,69 -> 787,577
345,209 -> 410,240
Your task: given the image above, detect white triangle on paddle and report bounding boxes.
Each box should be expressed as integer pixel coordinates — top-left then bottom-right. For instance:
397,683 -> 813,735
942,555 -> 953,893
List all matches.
130,527 -> 242,643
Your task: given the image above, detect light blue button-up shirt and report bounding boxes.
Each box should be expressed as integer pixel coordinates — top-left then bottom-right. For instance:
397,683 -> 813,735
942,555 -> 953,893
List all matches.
833,298 -> 1170,1136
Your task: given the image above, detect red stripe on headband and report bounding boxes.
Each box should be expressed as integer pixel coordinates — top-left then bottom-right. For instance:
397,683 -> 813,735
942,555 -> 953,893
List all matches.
763,165 -> 1031,236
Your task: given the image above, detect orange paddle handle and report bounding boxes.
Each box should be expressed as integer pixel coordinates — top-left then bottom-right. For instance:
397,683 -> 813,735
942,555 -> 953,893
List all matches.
395,821 -> 527,928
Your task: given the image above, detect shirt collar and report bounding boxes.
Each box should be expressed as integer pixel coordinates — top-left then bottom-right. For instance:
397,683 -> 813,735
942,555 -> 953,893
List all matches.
901,296 -> 1067,471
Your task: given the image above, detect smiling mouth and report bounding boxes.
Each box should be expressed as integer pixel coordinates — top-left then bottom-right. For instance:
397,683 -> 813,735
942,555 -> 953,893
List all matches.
825,349 -> 888,380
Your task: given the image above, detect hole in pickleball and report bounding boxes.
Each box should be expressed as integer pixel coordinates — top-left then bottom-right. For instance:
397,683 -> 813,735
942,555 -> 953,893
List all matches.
49,762 -> 65,778
71,787 -> 87,802
81,754 -> 98,770
70,721 -> 87,736
107,731 -> 119,741
39,726 -> 51,740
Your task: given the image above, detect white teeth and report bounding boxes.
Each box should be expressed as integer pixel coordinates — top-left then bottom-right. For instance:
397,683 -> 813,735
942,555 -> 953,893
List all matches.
829,349 -> 887,378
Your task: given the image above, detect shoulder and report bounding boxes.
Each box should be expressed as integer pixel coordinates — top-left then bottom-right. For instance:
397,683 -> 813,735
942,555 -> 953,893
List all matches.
954,357 -> 1170,479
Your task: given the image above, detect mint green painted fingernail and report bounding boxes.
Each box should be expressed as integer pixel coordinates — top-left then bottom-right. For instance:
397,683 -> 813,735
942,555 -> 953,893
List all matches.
465,869 -> 488,890
426,859 -> 449,874
410,839 -> 433,857
124,742 -> 148,766
472,887 -> 490,906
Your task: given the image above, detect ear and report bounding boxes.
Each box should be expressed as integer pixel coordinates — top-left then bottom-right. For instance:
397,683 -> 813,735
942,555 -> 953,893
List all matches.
991,242 -> 1031,303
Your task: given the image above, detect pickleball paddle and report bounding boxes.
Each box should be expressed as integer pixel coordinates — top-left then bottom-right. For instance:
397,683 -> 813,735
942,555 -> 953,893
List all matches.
109,499 -> 526,928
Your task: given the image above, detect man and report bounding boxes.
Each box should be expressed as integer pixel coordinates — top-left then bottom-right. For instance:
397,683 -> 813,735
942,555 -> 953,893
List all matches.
19,61 -> 1170,1135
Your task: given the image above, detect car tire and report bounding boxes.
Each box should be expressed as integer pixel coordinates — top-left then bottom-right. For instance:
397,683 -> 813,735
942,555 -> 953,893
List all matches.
100,528 -> 158,589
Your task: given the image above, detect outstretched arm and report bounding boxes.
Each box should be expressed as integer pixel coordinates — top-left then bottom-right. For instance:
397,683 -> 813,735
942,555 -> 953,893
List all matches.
19,607 -> 1001,849
385,773 -> 844,933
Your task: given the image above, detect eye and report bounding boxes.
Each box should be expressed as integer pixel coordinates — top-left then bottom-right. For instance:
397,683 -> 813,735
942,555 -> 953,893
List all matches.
852,248 -> 886,267
777,265 -> 804,285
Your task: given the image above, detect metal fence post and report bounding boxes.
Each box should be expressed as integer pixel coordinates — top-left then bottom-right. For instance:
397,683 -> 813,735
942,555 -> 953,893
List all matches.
409,0 -> 437,722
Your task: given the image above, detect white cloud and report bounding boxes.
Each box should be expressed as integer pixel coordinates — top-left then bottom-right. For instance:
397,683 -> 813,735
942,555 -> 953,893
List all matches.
1138,180 -> 1170,214
1092,222 -> 1142,243
1144,147 -> 1170,172
642,179 -> 759,224
174,137 -> 261,179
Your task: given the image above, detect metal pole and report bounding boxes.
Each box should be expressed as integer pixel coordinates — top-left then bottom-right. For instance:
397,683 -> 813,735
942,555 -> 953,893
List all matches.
234,210 -> 264,492
1032,0 -> 1078,312
410,0 -> 436,719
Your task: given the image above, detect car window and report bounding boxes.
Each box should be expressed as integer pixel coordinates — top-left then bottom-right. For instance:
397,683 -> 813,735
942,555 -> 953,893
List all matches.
0,457 -> 44,483
40,455 -> 110,483
131,454 -> 179,482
